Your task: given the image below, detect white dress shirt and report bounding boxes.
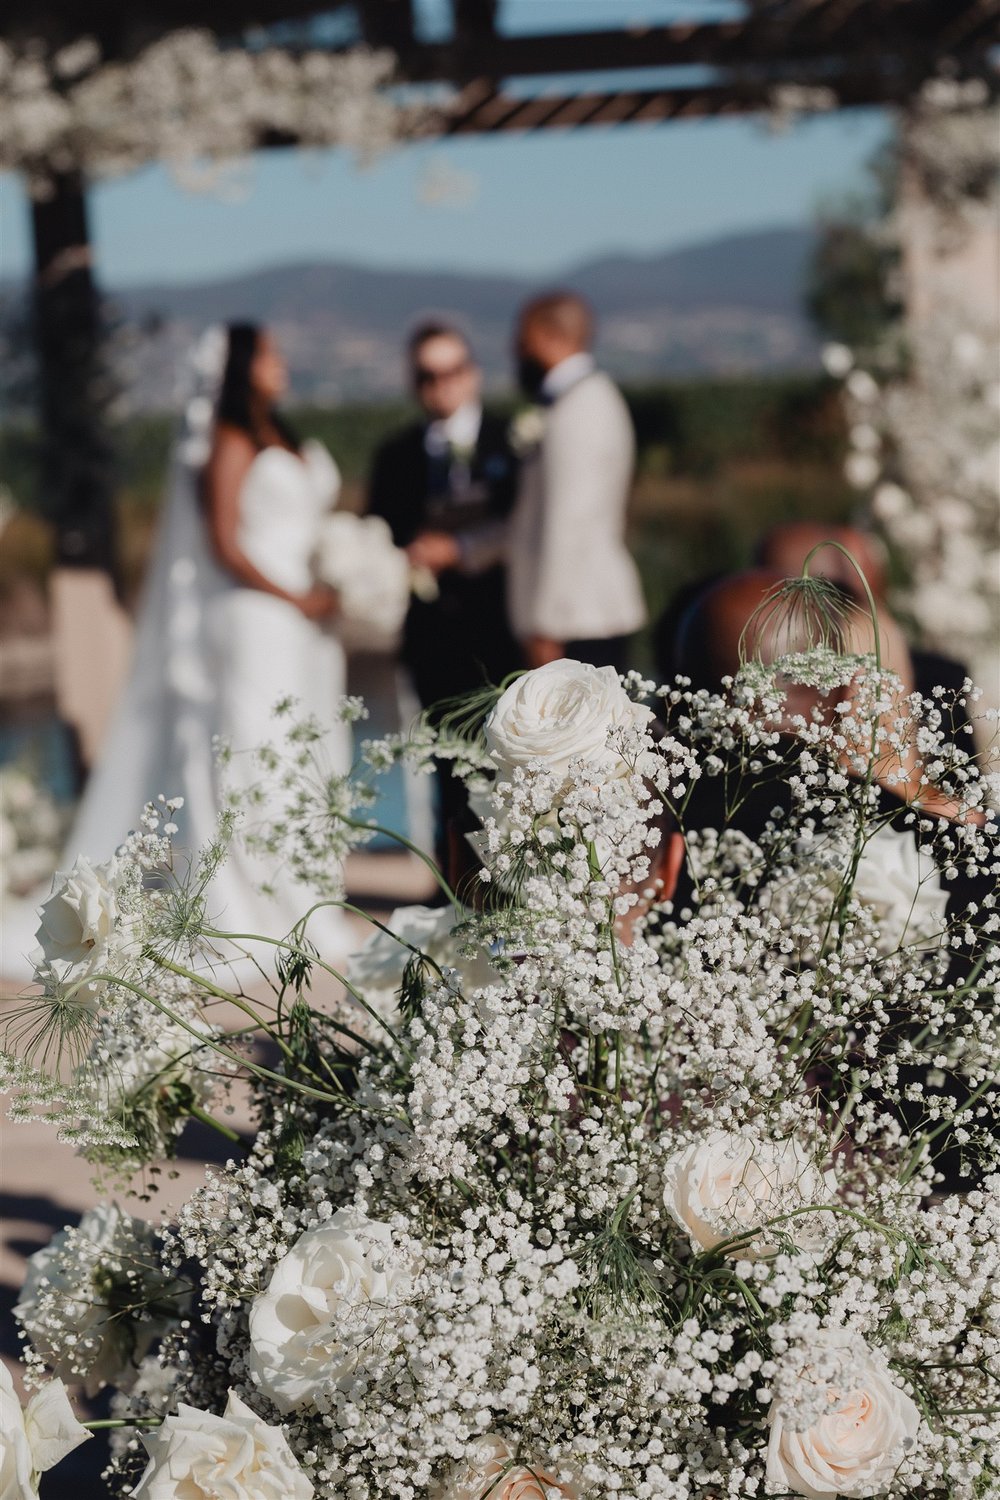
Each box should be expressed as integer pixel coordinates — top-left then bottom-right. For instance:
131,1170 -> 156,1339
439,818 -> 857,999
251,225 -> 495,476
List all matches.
423,400 -> 482,457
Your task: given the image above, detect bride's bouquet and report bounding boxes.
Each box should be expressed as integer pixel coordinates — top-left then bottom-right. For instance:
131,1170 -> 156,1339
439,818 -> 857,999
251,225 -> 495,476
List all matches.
314,511 -> 433,651
2,576 -> 998,1500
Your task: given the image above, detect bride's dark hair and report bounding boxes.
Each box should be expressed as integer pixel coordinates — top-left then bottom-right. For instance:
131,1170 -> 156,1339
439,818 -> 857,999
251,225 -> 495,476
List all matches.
216,322 -> 299,449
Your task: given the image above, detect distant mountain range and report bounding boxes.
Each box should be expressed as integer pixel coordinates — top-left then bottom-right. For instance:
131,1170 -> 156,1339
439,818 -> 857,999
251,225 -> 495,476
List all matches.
8,226 -> 822,408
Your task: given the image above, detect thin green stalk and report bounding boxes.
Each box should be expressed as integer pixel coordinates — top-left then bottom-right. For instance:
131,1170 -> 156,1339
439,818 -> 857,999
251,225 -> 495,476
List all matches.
345,817 -> 459,908
188,1104 -> 241,1143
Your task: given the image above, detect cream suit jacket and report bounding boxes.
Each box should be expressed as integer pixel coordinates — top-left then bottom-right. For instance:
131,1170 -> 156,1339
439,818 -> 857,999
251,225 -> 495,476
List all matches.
507,370 -> 647,641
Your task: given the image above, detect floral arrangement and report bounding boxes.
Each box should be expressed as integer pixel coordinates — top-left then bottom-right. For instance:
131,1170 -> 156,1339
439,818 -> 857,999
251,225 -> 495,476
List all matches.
0,30 -> 412,199
2,581 -> 998,1500
314,511 -> 425,652
0,764 -> 67,902
827,89 -> 1000,702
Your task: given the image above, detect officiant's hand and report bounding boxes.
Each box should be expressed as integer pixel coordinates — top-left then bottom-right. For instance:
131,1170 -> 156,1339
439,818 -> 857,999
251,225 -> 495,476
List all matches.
407,531 -> 461,574
525,635 -> 564,668
296,583 -> 340,621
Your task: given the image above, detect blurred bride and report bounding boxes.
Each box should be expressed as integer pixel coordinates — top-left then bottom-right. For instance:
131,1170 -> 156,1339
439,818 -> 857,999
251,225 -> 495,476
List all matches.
63,322 -> 352,962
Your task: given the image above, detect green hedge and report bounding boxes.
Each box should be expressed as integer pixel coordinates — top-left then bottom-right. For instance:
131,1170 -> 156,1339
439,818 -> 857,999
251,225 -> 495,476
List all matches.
2,376 -> 857,671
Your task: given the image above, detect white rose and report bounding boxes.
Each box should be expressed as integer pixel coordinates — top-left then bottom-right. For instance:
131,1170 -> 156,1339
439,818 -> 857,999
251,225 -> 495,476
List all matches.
664,1131 -> 836,1258
438,1434 -> 577,1500
248,1208 -> 410,1412
767,1332 -> 921,1498
484,659 -> 652,784
133,1391 -> 313,1500
30,856 -> 121,1000
17,1205 -> 176,1396
315,512 -> 410,645
0,1363 -> 89,1500
852,826 -> 948,954
346,904 -> 498,1020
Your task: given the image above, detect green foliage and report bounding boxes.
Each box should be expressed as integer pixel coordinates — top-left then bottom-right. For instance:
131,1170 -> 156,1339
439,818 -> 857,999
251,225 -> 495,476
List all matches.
1,376 -> 856,665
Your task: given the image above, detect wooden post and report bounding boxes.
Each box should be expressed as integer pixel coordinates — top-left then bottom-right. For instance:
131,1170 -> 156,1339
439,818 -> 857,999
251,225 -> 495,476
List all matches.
30,170 -> 117,575
30,171 -> 131,774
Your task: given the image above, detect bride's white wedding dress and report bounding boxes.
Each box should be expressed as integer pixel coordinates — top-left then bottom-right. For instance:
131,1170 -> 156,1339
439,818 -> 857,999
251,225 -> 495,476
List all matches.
2,437 -> 352,978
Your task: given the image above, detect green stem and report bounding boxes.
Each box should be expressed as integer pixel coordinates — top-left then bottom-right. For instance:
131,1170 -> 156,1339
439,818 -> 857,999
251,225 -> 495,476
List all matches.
84,1417 -> 164,1431
188,1104 -> 241,1143
346,817 -> 459,908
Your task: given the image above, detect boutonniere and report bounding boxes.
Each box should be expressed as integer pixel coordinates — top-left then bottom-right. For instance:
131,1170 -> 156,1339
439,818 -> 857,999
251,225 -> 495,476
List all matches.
508,406 -> 546,456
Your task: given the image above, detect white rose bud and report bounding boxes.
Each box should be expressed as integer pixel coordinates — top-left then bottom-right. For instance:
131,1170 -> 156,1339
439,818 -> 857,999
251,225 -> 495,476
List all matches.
664,1130 -> 836,1258
248,1208 -> 410,1412
133,1391 -> 313,1500
767,1331 -> 921,1498
0,1363 -> 89,1500
484,659 -> 652,784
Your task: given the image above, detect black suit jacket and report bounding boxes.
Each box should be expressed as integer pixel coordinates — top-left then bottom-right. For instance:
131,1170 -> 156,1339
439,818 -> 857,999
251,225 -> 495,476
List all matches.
367,411 -> 523,711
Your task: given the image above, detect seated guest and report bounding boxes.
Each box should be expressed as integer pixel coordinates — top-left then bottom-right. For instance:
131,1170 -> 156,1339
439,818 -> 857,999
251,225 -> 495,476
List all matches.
755,521 -> 976,751
669,569 -> 995,1188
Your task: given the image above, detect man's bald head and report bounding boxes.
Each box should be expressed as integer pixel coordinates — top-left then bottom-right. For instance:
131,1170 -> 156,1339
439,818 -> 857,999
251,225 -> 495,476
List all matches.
676,570 -> 789,690
676,567 -> 913,704
756,522 -> 889,601
516,290 -> 594,376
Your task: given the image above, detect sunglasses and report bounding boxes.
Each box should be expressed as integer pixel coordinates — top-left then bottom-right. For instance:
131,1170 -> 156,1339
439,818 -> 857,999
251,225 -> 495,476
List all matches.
414,360 -> 470,387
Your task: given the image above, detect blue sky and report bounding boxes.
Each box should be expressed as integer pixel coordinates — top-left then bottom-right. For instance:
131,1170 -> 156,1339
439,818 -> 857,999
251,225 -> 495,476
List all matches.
0,107 -> 888,289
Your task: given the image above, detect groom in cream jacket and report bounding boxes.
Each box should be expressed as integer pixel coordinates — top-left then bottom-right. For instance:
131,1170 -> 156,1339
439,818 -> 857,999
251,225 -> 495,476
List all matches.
507,291 -> 646,672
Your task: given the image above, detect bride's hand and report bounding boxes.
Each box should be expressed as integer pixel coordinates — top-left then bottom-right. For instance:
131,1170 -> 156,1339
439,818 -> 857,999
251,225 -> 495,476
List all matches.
296,584 -> 340,621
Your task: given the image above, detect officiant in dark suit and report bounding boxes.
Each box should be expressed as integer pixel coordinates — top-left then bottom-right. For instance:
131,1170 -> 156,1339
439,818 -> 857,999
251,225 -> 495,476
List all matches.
367,322 -> 523,715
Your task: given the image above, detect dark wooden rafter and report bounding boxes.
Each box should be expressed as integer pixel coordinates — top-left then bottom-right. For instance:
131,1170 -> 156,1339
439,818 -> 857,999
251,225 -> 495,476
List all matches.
4,1 -> 997,91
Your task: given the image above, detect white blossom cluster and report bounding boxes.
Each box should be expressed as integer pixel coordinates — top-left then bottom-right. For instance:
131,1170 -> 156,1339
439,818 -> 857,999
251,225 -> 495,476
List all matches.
3,651 -> 999,1499
314,512 -> 414,653
827,97 -> 1000,702
0,764 -> 66,901
0,30 -> 411,198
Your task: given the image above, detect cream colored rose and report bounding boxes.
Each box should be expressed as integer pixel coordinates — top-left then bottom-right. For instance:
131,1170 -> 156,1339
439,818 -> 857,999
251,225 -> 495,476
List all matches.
767,1332 -> 921,1499
0,1363 -> 89,1500
133,1391 -> 313,1500
248,1208 -> 409,1413
438,1434 -> 577,1500
484,659 -> 652,783
30,856 -> 121,1000
664,1130 -> 836,1258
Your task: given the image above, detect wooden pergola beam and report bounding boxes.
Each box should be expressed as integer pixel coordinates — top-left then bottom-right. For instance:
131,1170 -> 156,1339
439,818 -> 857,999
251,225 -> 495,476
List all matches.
3,0 -> 995,81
